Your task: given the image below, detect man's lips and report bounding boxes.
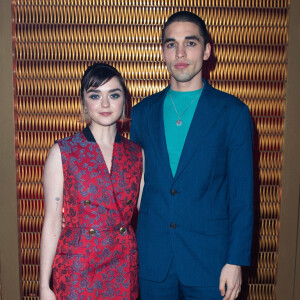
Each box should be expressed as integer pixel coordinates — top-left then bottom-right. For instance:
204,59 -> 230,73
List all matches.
175,62 -> 189,69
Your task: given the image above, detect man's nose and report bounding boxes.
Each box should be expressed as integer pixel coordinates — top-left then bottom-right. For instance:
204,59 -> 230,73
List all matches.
175,45 -> 186,58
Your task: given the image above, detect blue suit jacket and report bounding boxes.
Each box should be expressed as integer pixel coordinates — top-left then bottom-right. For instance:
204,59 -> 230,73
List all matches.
130,80 -> 253,286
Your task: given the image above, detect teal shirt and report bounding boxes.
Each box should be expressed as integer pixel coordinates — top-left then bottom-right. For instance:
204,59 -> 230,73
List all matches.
163,88 -> 203,176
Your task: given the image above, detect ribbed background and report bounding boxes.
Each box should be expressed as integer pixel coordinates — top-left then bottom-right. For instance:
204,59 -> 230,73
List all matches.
12,0 -> 289,299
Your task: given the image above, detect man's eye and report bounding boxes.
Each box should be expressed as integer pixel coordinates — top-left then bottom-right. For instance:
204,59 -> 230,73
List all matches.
187,41 -> 196,46
166,43 -> 175,48
110,93 -> 121,99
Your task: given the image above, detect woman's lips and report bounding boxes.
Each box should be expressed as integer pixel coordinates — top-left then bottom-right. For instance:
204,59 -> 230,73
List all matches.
99,112 -> 112,116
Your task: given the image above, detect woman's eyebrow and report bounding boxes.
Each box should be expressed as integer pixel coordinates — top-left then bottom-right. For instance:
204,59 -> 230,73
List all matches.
108,88 -> 122,93
86,88 -> 100,93
86,88 -> 122,93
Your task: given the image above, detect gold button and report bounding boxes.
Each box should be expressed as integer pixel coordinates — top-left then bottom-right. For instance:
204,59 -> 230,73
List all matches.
89,229 -> 96,236
126,199 -> 132,205
119,227 -> 127,234
84,200 -> 91,205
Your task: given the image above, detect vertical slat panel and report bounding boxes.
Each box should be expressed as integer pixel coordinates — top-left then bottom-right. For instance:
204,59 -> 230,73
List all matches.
12,0 -> 289,298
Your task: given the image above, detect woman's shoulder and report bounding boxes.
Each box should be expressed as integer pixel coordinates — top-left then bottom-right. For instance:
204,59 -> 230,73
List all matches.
55,131 -> 85,147
121,134 -> 142,154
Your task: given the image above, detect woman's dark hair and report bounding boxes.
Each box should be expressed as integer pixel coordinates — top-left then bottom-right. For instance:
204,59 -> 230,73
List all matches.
162,11 -> 209,46
81,63 -> 126,102
80,63 -> 129,124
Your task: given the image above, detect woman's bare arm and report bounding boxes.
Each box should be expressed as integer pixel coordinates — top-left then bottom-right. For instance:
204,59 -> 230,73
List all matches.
137,149 -> 145,211
39,144 -> 63,299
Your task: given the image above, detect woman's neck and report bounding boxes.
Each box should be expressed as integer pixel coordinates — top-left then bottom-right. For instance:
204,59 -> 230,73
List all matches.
89,123 -> 117,145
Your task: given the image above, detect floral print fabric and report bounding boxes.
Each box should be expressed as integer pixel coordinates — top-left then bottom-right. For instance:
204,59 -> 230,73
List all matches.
52,127 -> 142,299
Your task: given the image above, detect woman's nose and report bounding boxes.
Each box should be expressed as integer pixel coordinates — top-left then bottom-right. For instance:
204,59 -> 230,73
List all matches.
101,96 -> 110,107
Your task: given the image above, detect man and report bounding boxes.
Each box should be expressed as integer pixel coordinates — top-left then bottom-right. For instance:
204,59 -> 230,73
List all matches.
130,11 -> 253,300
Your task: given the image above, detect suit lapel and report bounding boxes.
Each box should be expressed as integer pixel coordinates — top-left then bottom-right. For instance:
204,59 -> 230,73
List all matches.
147,87 -> 174,182
173,81 -> 219,182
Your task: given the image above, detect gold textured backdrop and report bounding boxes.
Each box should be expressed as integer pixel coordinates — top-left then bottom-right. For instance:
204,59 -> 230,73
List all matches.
12,0 -> 289,299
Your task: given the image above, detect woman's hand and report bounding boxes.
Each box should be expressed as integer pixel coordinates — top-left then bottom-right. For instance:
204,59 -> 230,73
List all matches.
137,149 -> 145,211
40,287 -> 56,300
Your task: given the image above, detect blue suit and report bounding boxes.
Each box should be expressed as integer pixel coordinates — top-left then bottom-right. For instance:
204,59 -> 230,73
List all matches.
130,79 -> 253,287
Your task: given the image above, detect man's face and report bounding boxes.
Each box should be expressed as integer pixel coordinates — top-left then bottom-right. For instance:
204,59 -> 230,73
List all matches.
161,21 -> 211,88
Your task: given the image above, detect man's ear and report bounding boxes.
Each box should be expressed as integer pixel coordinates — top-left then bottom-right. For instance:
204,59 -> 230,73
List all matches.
203,43 -> 211,61
161,45 -> 165,62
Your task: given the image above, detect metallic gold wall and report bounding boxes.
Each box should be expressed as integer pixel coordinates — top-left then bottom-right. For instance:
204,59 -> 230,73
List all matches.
12,0 -> 289,299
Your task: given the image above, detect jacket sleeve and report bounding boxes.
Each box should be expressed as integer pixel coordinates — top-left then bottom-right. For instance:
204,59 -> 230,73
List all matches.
227,105 -> 254,266
130,105 -> 143,147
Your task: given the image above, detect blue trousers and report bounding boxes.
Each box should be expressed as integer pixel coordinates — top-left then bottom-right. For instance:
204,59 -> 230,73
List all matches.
139,259 -> 222,300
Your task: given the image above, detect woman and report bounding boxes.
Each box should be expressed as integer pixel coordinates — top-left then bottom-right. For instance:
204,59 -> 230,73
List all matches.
39,63 -> 143,299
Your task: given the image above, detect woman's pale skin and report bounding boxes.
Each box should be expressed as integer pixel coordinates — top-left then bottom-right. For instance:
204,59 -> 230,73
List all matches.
39,77 -> 144,299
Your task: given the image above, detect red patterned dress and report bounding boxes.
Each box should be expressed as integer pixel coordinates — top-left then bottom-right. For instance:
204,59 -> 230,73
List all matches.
52,126 -> 143,300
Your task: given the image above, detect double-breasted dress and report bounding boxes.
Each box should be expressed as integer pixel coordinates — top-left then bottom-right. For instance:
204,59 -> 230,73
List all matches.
52,126 -> 143,300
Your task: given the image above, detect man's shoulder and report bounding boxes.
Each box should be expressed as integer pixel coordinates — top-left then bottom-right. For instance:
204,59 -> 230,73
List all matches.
205,81 -> 249,113
132,88 -> 167,112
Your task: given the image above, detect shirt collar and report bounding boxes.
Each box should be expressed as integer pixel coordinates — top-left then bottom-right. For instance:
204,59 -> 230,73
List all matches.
83,126 -> 122,144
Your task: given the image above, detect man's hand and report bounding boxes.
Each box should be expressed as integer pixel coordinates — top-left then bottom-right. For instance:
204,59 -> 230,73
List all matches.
219,264 -> 242,300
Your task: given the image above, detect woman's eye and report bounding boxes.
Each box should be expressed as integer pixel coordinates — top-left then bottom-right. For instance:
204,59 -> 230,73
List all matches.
110,93 -> 121,99
90,94 -> 99,100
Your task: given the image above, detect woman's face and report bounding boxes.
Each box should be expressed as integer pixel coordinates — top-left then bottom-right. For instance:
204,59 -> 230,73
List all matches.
83,76 -> 125,128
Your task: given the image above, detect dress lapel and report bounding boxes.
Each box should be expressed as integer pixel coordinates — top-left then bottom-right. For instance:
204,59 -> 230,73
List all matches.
83,126 -> 121,180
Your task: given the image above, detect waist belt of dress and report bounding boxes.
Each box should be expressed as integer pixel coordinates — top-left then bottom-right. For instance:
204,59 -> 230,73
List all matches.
64,224 -> 131,231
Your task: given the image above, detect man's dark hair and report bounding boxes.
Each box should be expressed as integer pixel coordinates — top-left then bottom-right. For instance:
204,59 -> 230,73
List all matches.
162,11 -> 209,46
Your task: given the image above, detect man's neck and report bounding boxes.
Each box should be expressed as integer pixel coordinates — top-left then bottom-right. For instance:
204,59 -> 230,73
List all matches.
170,78 -> 204,92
